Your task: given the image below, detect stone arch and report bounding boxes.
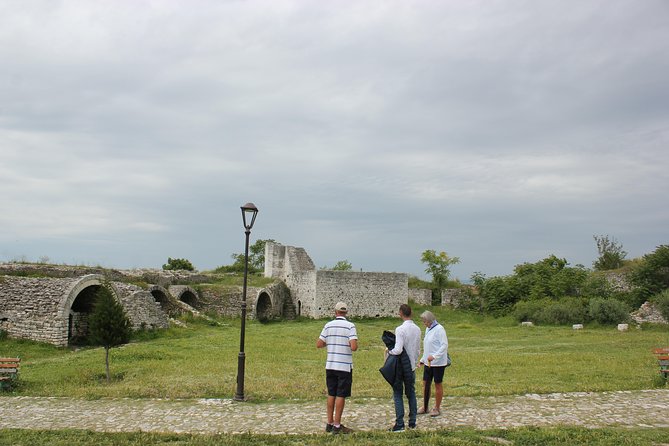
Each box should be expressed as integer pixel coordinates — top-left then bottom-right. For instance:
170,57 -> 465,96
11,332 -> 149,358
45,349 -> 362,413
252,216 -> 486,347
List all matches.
149,285 -> 171,311
255,291 -> 273,322
169,285 -> 200,309
59,274 -> 122,345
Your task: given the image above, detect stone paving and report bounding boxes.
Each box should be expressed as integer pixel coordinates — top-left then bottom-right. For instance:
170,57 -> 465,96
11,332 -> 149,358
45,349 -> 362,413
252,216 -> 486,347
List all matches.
2,389 -> 669,434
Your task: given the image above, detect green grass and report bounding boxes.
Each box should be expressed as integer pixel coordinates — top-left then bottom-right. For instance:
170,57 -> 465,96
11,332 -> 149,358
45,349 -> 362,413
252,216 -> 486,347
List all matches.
1,306 -> 667,400
196,272 -> 276,288
1,427 -> 669,446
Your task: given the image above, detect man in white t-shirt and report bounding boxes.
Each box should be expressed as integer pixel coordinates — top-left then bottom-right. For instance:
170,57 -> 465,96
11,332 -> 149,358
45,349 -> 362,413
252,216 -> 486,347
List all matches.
317,301 -> 358,434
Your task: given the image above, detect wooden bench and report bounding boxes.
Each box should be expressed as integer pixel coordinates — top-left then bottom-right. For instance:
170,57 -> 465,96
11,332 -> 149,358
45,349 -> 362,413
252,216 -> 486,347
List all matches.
653,348 -> 669,380
0,357 -> 20,390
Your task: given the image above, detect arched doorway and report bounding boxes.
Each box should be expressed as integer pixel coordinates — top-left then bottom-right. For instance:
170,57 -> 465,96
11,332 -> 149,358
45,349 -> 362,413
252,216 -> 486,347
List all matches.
256,292 -> 272,322
59,275 -> 124,347
169,285 -> 199,310
149,286 -> 170,311
179,290 -> 198,308
68,284 -> 100,345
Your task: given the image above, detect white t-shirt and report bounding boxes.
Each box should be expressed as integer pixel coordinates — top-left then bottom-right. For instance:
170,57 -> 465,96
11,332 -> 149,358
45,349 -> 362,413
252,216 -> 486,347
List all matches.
319,316 -> 358,372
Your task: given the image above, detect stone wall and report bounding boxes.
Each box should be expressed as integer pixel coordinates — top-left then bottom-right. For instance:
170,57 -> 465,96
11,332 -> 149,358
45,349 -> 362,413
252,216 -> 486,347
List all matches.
197,285 -> 262,319
121,291 -> 170,330
113,282 -> 169,330
0,263 -> 211,286
314,271 -> 407,318
0,276 -> 74,345
1,273 -> 172,346
283,271 -> 318,318
409,288 -> 432,306
602,270 -> 634,293
264,241 -> 408,318
442,288 -> 468,307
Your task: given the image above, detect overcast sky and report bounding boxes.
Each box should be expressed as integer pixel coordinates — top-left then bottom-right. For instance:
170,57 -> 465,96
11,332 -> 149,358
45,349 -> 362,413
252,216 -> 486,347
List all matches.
1,0 -> 668,282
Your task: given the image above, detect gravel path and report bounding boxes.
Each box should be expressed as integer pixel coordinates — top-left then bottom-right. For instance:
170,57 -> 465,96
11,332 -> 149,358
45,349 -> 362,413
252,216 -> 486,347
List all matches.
2,390 -> 668,434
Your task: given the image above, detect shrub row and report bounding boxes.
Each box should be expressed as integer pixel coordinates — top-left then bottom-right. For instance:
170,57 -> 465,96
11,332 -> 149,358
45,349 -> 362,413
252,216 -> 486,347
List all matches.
512,297 -> 630,325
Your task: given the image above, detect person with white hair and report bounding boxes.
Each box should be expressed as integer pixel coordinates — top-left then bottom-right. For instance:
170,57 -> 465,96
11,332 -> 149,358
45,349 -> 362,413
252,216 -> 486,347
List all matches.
418,310 -> 448,417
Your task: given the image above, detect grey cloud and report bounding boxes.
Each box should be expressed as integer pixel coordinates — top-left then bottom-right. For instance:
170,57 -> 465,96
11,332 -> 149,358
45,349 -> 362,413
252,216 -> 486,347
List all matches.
1,1 -> 667,280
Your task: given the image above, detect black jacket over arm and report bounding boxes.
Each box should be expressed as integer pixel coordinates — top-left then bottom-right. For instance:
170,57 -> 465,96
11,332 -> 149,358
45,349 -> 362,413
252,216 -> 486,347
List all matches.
379,330 -> 413,386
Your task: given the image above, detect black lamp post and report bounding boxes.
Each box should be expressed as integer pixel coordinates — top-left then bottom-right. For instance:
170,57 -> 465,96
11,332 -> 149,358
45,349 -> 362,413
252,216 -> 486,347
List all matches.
234,202 -> 258,401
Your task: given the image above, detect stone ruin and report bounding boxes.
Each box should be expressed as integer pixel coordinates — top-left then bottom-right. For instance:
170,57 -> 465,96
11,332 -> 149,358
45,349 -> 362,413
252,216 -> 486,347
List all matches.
0,262 -> 270,346
264,241 -> 408,318
0,242 -> 413,346
631,301 -> 668,325
1,246 -> 666,347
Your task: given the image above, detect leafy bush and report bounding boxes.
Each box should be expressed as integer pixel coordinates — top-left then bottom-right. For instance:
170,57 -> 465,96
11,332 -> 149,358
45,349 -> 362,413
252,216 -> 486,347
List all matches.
579,273 -> 614,299
453,287 -> 483,313
162,257 -> 195,271
513,300 -> 547,323
474,256 -> 590,316
474,274 -> 522,316
408,275 -> 432,289
0,329 -> 7,341
588,298 -> 631,325
630,245 -> 669,299
513,298 -> 587,325
651,289 -> 669,322
513,256 -> 588,300
539,298 -> 588,325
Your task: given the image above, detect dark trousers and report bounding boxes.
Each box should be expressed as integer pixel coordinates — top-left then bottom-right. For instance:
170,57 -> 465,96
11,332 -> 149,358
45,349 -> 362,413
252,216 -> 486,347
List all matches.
392,369 -> 417,428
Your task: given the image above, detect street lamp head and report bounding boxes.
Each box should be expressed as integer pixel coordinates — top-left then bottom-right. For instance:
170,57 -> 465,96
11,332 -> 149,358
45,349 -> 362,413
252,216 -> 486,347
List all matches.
241,202 -> 258,230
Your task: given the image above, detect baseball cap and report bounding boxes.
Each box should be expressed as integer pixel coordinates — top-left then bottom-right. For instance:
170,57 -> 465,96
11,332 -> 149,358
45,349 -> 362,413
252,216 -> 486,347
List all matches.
335,302 -> 348,312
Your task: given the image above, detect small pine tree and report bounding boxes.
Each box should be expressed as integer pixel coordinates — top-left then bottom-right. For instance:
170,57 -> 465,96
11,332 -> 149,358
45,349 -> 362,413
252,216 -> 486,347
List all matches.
88,283 -> 132,383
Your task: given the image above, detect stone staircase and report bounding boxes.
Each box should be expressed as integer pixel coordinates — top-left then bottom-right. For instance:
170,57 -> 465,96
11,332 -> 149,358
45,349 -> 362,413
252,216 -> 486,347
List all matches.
282,298 -> 297,320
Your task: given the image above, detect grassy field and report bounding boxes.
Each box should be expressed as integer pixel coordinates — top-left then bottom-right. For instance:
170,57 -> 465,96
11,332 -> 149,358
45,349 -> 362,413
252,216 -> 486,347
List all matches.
2,427 -> 669,446
1,305 -> 667,400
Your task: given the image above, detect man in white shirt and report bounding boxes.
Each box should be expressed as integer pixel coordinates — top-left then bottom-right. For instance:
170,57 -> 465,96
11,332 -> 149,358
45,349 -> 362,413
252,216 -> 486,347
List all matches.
386,303 -> 421,431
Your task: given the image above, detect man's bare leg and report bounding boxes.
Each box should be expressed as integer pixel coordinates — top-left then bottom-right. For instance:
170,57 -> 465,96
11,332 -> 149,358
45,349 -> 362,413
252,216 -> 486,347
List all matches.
327,396 -> 336,424
334,396 -> 346,425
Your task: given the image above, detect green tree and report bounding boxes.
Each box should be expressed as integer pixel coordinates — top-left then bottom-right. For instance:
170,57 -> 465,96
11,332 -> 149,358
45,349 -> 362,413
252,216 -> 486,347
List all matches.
88,283 -> 132,384
322,260 -> 353,271
219,239 -> 275,274
421,250 -> 460,290
514,255 -> 588,300
162,257 -> 195,271
333,260 -> 353,271
474,255 -> 590,317
593,235 -> 627,271
631,245 -> 669,299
